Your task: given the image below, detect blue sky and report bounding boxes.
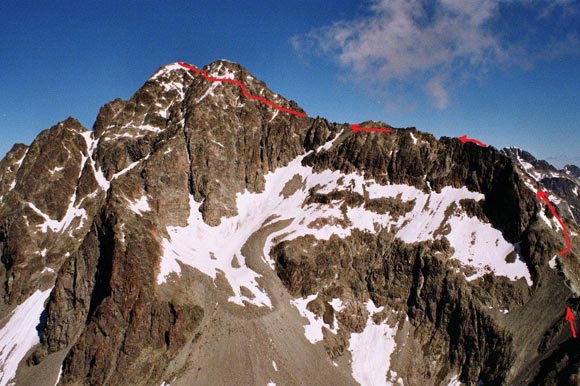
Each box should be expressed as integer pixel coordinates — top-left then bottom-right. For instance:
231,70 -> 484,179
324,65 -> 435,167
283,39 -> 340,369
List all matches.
1,0 -> 579,166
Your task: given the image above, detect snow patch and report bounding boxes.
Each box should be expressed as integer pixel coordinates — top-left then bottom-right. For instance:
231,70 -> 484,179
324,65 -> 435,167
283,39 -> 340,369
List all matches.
330,298 -> 345,312
128,194 -> 151,215
0,288 -> 52,386
272,360 -> 278,372
446,214 -> 532,285
538,208 -> 555,229
150,62 -> 185,80
548,255 -> 558,269
349,300 -> 399,386
159,195 -> 272,307
291,294 -> 337,343
409,132 -> 418,144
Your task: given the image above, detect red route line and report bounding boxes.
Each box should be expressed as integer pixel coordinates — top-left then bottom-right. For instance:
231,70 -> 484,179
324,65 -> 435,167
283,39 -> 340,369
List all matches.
566,306 -> 577,338
177,61 -> 307,118
458,135 -> 487,147
351,124 -> 393,134
537,189 -> 572,256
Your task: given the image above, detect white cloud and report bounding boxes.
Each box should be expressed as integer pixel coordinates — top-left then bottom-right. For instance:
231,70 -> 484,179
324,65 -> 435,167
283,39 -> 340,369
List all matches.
426,75 -> 449,109
293,0 -> 580,109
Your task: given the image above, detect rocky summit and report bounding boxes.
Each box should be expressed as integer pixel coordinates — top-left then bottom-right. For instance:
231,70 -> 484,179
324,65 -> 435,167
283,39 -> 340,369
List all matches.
0,60 -> 578,386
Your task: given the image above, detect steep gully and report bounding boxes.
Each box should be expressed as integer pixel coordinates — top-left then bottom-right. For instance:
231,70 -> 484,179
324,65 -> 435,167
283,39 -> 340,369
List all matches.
178,60 -> 576,337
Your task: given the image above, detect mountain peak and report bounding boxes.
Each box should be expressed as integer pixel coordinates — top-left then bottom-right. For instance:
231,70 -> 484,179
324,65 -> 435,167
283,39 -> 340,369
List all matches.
1,59 -> 578,386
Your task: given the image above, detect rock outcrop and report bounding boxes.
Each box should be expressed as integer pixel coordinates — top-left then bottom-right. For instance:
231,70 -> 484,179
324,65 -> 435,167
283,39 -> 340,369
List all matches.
0,60 -> 578,386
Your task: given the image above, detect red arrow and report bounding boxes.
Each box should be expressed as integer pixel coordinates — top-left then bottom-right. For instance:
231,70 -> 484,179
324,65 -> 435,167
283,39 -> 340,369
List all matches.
458,135 -> 487,147
536,189 -> 571,256
565,306 -> 577,338
351,124 -> 393,134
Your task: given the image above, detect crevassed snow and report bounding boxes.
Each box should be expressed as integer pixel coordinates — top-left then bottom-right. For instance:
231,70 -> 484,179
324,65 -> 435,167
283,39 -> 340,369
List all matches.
128,194 -> 151,215
290,294 -> 338,343
0,288 -> 52,386
349,300 -> 399,386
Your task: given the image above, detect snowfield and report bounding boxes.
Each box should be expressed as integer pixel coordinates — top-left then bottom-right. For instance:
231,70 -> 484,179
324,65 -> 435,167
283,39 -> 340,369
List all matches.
158,134 -> 532,308
349,301 -> 401,386
0,288 -> 52,386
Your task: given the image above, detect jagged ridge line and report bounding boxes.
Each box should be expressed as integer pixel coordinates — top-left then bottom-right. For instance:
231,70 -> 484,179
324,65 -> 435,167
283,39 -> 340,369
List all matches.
177,61 -> 307,118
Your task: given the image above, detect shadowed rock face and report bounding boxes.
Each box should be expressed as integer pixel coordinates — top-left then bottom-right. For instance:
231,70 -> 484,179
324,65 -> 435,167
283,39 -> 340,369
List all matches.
0,60 -> 578,386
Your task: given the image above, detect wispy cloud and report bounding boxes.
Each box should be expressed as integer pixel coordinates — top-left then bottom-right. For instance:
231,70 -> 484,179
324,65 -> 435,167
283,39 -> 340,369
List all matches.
426,75 -> 449,109
292,0 -> 580,109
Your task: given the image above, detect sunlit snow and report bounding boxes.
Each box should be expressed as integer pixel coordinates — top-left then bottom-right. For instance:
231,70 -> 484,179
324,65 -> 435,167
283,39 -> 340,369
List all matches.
290,294 -> 338,343
128,194 -> 151,215
159,138 -> 532,308
349,300 -> 399,386
0,288 -> 52,386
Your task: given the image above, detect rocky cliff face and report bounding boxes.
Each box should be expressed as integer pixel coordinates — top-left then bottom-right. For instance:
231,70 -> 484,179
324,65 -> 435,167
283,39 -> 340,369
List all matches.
0,60 -> 578,386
